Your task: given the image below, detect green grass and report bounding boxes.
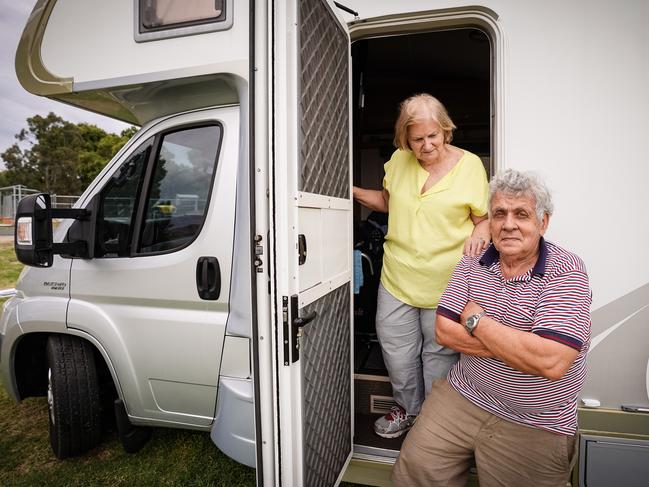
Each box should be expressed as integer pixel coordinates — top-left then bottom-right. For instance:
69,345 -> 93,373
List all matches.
0,241 -> 22,308
0,384 -> 257,486
0,242 -> 23,290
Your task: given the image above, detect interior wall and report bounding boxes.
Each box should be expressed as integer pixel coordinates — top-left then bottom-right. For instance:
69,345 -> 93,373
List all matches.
358,149 -> 385,220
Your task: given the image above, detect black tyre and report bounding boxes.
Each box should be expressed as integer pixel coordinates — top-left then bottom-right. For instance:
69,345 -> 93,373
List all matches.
46,335 -> 102,458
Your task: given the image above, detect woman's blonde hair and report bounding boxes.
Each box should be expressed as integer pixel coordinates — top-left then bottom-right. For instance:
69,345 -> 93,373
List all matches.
393,94 -> 457,150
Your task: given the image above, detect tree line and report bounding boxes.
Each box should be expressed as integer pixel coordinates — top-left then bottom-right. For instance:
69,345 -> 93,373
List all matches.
0,113 -> 137,195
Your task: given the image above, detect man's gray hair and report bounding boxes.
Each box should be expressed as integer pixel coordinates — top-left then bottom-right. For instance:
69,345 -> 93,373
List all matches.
489,169 -> 554,220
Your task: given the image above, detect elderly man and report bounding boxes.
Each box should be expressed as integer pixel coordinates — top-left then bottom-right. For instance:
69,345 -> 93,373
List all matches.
392,169 -> 591,486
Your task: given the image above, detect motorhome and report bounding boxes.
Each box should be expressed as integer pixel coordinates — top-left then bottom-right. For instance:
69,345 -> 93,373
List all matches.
2,0 -> 648,485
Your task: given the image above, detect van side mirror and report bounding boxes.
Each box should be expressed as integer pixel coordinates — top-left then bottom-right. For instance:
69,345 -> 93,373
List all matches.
14,193 -> 98,268
15,193 -> 54,267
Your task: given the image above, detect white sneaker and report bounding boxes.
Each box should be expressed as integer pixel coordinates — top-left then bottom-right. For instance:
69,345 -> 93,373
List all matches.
373,405 -> 416,438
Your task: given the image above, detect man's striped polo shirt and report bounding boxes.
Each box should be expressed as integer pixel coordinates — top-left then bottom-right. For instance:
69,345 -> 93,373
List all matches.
437,238 -> 591,435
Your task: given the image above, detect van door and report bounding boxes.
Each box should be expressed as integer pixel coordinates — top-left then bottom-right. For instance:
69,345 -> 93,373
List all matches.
270,0 -> 353,484
66,106 -> 239,426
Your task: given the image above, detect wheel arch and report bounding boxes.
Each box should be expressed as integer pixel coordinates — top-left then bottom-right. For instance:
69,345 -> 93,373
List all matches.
13,330 -> 123,405
65,329 -> 126,402
13,332 -> 48,399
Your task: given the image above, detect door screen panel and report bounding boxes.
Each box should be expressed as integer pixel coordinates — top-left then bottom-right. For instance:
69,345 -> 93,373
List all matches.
271,0 -> 352,484
301,283 -> 351,486
298,1 -> 352,484
299,0 -> 349,199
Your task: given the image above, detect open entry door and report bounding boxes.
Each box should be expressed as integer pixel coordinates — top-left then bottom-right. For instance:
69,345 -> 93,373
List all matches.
270,0 -> 353,485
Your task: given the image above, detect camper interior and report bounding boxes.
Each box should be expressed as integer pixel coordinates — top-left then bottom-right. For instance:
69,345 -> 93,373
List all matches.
351,27 -> 492,455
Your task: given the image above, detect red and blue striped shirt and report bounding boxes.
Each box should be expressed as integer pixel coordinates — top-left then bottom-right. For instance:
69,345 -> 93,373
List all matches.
437,238 -> 591,435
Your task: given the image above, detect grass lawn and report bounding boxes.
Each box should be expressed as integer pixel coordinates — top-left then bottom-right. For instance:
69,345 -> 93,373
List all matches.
0,384 -> 257,486
0,241 -> 22,292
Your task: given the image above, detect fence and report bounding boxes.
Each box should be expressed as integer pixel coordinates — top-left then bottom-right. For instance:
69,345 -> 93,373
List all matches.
0,185 -> 80,225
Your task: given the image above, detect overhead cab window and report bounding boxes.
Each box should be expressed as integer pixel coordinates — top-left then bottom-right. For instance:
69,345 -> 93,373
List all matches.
135,0 -> 232,42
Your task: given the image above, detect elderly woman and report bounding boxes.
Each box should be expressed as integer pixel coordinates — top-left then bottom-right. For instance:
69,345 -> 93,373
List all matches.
353,94 -> 490,438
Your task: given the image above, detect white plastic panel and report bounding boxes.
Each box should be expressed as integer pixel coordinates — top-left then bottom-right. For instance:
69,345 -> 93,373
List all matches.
149,379 -> 217,419
40,0 -> 249,85
211,377 -> 255,467
297,192 -> 351,306
298,207 -> 323,292
219,336 -> 251,379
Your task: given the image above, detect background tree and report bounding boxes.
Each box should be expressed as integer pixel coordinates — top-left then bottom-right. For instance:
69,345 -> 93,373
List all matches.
0,113 -> 137,195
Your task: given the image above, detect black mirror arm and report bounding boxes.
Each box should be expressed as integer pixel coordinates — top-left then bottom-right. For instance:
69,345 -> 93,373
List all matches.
53,241 -> 88,257
50,208 -> 92,220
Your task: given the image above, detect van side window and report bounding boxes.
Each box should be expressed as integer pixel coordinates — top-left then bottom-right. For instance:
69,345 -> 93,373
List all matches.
141,0 -> 225,29
95,139 -> 152,258
137,125 -> 221,254
135,0 -> 232,42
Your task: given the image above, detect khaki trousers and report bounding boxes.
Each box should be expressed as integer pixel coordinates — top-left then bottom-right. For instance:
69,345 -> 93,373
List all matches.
392,380 -> 577,487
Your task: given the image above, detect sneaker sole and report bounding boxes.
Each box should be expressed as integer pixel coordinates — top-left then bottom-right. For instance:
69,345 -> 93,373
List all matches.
374,426 -> 411,439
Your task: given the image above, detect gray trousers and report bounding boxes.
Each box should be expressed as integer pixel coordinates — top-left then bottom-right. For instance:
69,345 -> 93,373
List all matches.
376,284 -> 459,416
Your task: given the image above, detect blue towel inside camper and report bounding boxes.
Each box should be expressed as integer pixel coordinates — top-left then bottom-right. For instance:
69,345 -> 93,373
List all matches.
353,250 -> 364,294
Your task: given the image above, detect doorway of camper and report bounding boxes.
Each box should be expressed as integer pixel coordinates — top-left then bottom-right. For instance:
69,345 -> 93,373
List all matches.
352,27 -> 492,456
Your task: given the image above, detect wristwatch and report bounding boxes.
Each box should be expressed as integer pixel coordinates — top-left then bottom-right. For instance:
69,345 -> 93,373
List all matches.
465,311 -> 487,335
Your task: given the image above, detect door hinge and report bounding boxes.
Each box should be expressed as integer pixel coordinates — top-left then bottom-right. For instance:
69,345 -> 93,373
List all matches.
253,234 -> 263,273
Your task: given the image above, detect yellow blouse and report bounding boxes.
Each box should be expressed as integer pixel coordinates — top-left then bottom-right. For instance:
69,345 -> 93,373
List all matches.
381,149 -> 489,308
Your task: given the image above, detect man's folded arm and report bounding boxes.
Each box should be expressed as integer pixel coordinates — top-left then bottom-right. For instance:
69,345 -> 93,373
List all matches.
472,316 -> 580,381
436,303 -> 581,379
435,307 -> 495,357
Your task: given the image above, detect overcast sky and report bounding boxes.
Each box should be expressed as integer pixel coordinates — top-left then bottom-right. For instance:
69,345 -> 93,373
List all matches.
0,1 -> 130,168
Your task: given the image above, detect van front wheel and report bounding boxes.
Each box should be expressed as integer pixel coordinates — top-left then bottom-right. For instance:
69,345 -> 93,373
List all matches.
46,335 -> 102,458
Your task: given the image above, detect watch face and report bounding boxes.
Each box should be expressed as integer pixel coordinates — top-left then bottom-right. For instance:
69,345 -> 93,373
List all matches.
465,316 -> 474,332
466,313 -> 483,334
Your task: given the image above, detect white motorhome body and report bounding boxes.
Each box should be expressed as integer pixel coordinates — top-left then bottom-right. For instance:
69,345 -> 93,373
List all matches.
2,0 -> 649,485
